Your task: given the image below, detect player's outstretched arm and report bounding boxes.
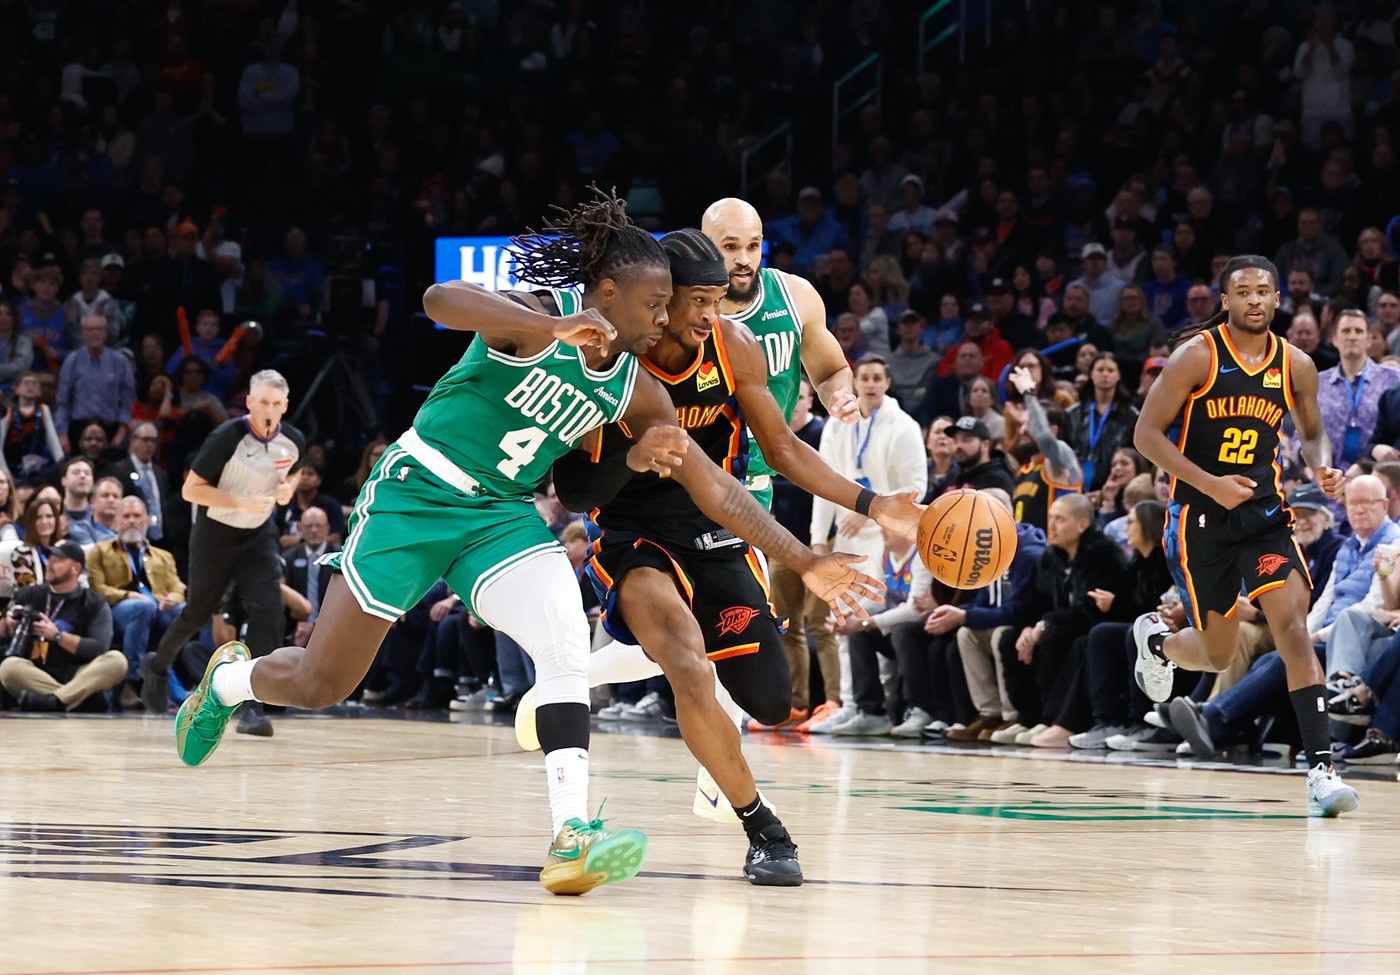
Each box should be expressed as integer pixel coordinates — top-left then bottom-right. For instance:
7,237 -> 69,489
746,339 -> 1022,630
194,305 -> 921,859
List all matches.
621,372 -> 885,619
1287,345 -> 1344,497
421,281 -> 615,355
786,273 -> 859,424
723,319 -> 924,538
1134,336 -> 1254,509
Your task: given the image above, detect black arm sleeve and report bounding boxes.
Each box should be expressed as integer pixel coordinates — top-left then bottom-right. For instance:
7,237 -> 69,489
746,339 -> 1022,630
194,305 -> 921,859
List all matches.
190,420 -> 247,483
551,445 -> 638,513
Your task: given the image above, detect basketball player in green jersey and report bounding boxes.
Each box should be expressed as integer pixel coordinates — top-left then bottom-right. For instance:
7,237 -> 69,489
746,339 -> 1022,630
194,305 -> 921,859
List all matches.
1132,255 -> 1356,817
702,197 -> 861,510
167,190 -> 883,896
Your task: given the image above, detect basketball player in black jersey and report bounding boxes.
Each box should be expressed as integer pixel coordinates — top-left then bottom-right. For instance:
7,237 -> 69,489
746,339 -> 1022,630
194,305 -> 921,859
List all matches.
543,230 -> 922,884
1132,255 -> 1357,817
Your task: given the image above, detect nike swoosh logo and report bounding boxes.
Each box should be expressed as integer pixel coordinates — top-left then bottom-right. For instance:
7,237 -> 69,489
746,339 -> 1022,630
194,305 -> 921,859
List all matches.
1265,505 -> 1280,517
552,844 -> 583,860
701,788 -> 720,808
1219,367 -> 1239,374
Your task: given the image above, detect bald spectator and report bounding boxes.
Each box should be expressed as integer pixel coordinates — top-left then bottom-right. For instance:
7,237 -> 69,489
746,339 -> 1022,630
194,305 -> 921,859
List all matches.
55,316 -> 135,449
284,505 -> 339,646
1275,208 -> 1350,295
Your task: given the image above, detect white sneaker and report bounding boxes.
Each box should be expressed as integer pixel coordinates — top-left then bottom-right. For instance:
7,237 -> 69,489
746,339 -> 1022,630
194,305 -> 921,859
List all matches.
596,701 -> 630,720
807,704 -> 854,735
692,766 -> 776,824
988,722 -> 1028,744
1306,764 -> 1360,817
890,707 -> 934,738
1133,612 -> 1176,703
1013,723 -> 1048,745
830,711 -> 894,736
619,692 -> 667,721
514,687 -> 539,751
1068,723 -> 1132,750
448,688 -> 489,712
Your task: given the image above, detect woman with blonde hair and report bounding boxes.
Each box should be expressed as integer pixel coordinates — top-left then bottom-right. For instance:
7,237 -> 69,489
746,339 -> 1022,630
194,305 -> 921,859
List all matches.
1109,284 -> 1168,365
865,254 -> 911,321
340,437 -> 389,513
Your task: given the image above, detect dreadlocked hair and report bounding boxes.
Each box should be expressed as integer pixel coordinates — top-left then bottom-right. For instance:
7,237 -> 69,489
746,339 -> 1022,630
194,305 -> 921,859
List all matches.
510,185 -> 667,289
1168,254 -> 1277,349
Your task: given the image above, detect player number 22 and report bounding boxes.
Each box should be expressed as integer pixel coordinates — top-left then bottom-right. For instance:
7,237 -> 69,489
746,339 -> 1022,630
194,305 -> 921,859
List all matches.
497,426 -> 548,478
1218,427 -> 1258,466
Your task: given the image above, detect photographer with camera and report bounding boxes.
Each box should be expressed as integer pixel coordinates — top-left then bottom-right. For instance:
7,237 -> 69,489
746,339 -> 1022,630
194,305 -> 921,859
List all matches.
0,540 -> 120,712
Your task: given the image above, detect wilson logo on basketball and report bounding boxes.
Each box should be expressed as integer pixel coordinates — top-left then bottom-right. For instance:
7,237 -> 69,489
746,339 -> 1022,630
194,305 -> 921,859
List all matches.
1256,554 -> 1289,576
716,606 -> 760,636
962,527 -> 997,588
696,362 -> 720,391
1262,367 -> 1282,388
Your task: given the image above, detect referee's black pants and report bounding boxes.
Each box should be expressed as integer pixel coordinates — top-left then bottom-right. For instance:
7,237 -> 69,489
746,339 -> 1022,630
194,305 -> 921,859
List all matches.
151,516 -> 285,669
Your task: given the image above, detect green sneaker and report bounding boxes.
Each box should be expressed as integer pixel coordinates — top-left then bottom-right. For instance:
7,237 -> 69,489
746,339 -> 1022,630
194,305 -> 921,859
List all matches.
538,808 -> 648,896
174,641 -> 251,767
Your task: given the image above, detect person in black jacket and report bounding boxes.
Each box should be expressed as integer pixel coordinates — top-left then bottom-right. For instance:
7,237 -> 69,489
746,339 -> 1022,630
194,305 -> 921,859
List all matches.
0,540 -> 121,711
947,416 -> 1016,494
1001,493 -> 1128,746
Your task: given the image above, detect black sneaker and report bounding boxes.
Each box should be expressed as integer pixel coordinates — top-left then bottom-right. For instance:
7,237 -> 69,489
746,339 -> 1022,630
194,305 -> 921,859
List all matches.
235,701 -> 274,737
139,651 -> 169,715
18,690 -> 62,712
1328,689 -> 1375,725
1168,696 -> 1215,759
1337,728 -> 1397,765
743,824 -> 803,887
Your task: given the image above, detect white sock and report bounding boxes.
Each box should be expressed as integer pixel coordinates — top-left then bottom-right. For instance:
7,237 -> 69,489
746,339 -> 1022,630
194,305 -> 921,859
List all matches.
713,667 -> 744,731
210,659 -> 259,707
588,639 -> 663,687
545,747 -> 590,836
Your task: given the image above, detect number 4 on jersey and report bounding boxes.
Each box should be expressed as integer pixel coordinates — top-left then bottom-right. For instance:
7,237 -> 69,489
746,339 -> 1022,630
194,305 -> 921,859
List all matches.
497,426 -> 549,479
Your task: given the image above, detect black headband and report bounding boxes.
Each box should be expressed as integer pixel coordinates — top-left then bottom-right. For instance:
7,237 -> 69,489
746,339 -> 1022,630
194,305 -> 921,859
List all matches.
668,255 -> 729,287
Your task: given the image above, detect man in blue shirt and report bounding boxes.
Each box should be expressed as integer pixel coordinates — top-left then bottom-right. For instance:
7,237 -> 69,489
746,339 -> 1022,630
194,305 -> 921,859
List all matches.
766,187 -> 849,276
54,315 -> 135,450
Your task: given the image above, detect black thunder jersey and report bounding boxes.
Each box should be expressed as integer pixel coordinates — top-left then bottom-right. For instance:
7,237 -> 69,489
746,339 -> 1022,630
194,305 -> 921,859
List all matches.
1169,326 -> 1292,511
592,324 -> 749,551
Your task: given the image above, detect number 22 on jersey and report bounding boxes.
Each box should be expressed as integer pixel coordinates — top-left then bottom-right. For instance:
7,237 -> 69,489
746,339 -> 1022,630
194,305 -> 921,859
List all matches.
1217,426 -> 1258,466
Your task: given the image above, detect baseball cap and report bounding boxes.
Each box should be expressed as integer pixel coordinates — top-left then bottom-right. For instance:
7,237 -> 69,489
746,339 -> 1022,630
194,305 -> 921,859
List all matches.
986,277 -> 1011,295
898,309 -> 923,324
44,540 -> 86,567
1081,242 -> 1107,259
1143,355 -> 1168,373
1287,482 -> 1329,512
798,186 -> 822,202
100,253 -> 124,269
953,415 -> 992,440
965,301 -> 991,321
901,174 -> 925,192
175,219 -> 199,237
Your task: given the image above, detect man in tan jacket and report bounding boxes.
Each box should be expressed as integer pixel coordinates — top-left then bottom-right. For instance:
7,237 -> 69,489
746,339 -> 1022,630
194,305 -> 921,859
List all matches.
86,496 -> 186,702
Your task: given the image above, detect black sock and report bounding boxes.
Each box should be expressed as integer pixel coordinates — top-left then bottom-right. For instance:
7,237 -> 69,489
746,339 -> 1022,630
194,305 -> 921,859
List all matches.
1288,685 -> 1332,769
734,795 -> 779,841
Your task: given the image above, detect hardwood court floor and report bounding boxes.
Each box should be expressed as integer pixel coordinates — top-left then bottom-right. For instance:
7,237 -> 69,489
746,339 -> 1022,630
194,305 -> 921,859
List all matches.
1,710 -> 1397,975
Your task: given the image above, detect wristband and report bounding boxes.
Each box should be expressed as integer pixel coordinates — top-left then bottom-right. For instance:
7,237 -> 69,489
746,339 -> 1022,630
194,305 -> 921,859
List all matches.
855,488 -> 876,516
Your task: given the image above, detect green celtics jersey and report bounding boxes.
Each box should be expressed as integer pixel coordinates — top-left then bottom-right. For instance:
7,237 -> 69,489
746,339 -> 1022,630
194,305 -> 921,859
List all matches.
726,267 -> 804,483
412,288 -> 639,499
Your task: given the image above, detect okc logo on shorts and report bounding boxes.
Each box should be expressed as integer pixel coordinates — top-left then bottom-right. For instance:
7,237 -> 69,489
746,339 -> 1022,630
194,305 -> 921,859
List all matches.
1256,554 -> 1289,576
716,606 -> 760,636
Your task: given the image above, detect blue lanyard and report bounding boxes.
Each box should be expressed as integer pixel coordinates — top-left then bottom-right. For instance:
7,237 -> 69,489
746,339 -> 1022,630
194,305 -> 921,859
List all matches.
1344,370 -> 1366,424
126,545 -> 146,583
855,408 -> 879,472
1086,402 -> 1110,452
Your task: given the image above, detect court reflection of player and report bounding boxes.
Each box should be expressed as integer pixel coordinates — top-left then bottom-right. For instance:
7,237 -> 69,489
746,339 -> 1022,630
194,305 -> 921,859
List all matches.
1132,255 -> 1357,817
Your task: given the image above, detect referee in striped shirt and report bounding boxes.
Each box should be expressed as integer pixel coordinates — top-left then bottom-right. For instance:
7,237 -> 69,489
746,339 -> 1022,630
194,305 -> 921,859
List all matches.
140,370 -> 306,738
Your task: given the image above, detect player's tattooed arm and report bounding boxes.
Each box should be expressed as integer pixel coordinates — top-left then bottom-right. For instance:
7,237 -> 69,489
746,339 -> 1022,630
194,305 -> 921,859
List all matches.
723,319 -> 923,538
1287,345 -> 1344,498
421,282 -> 615,357
1134,335 -> 1253,509
788,273 -> 859,424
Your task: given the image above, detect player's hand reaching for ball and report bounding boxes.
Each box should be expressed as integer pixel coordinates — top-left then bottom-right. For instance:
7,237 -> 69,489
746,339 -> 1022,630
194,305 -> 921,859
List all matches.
1212,473 -> 1255,509
801,552 -> 885,624
553,308 -> 617,354
627,425 -> 688,476
869,491 -> 925,540
1316,466 -> 1344,499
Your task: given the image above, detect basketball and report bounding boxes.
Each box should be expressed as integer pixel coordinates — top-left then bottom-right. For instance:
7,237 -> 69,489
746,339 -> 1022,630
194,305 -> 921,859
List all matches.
916,489 -> 1017,589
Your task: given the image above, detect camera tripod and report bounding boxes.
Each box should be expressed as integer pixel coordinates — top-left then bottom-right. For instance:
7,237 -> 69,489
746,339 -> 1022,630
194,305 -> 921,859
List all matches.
289,347 -> 379,442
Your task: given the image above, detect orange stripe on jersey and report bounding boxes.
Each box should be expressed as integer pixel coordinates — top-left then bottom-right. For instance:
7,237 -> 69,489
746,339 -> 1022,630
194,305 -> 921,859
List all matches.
1293,537 -> 1314,588
1282,341 -> 1296,411
640,344 -> 705,383
712,321 -> 739,394
1218,326 -> 1277,377
589,555 -> 614,590
708,642 -> 761,661
743,548 -> 781,619
1245,579 -> 1289,603
634,538 -> 695,605
1176,503 -> 1204,625
721,403 -> 744,475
